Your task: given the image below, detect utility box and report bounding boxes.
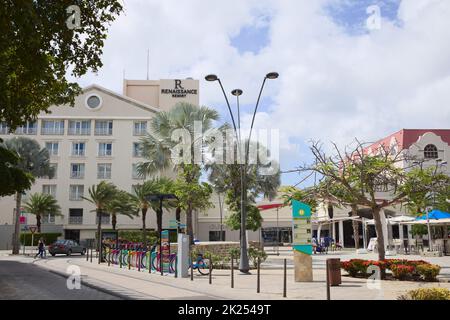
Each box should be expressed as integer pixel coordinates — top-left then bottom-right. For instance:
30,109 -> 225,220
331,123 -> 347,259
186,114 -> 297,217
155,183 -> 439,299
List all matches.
327,258 -> 342,286
177,234 -> 190,278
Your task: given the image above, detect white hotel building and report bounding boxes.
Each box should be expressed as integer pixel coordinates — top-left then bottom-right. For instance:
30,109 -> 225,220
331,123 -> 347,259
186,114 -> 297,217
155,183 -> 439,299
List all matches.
0,79 -> 200,244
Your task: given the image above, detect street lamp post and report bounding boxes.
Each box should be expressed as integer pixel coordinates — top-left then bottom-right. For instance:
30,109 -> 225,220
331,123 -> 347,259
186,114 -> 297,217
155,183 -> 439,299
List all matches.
428,159 -> 448,251
205,72 -> 278,273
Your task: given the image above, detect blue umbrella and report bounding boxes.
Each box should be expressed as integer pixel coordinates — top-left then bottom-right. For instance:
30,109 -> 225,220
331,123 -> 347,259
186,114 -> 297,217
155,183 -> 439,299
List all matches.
416,210 -> 450,220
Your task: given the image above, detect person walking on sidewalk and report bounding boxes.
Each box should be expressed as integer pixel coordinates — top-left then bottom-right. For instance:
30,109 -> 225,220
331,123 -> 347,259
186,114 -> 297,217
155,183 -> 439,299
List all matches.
34,238 -> 45,259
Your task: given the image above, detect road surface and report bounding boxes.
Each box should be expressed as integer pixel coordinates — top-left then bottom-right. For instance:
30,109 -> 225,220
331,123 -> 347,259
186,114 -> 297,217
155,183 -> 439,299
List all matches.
0,260 -> 120,300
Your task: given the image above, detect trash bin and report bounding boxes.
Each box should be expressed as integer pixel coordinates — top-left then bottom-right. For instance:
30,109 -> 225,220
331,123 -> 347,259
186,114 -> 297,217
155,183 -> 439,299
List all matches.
327,258 -> 341,286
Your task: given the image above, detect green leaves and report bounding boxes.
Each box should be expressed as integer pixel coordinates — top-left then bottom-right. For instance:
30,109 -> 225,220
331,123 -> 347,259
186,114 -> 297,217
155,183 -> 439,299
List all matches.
23,193 -> 61,218
0,1 -> 123,128
0,142 -> 33,196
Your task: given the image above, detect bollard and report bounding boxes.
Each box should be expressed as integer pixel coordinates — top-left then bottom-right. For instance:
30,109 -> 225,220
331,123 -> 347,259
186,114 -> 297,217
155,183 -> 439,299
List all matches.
108,249 -> 111,267
174,256 -> 178,278
86,247 -> 89,261
128,252 -> 131,270
90,248 -> 93,263
149,252 -> 152,274
119,250 -> 122,268
283,259 -> 287,298
209,256 -> 212,285
231,256 -> 234,288
138,252 -> 141,272
257,257 -> 260,293
326,259 -> 331,300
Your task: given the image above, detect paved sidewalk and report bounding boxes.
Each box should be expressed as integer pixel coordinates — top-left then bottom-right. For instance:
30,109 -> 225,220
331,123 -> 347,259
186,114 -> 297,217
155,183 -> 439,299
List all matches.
2,254 -> 449,300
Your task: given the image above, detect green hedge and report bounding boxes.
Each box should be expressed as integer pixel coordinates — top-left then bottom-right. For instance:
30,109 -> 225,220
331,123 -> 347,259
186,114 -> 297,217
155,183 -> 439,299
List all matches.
20,232 -> 62,246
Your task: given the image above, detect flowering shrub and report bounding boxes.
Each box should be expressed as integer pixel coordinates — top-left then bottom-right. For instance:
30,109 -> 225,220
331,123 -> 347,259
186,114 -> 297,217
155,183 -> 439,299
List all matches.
416,264 -> 441,282
390,264 -> 415,280
399,288 -> 450,300
341,258 -> 438,281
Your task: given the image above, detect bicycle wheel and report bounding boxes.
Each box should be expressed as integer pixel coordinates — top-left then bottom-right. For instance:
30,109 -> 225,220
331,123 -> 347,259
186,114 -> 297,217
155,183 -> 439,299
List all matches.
151,253 -> 159,271
197,258 -> 210,275
170,255 -> 177,274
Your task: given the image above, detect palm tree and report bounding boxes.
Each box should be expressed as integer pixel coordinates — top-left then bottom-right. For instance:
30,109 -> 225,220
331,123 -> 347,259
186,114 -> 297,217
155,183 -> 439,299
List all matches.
23,193 -> 61,233
138,102 -> 219,244
4,137 -> 54,254
104,190 -> 139,230
82,182 -> 118,250
131,177 -> 175,242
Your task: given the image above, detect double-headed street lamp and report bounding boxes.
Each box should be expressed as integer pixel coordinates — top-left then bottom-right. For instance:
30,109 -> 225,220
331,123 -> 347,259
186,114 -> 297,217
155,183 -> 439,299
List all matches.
205,72 -> 279,273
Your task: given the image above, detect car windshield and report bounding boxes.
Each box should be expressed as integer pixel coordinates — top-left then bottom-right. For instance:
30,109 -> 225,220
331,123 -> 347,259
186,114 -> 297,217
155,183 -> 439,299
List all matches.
54,240 -> 67,245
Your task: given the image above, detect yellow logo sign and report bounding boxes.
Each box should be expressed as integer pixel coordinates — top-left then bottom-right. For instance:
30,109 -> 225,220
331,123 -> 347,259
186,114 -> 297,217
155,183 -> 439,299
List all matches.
299,209 -> 305,216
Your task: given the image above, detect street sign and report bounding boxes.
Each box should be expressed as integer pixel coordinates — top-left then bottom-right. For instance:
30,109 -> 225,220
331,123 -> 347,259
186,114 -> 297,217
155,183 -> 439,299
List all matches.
292,200 -> 312,255
19,216 -> 26,224
29,226 -> 37,234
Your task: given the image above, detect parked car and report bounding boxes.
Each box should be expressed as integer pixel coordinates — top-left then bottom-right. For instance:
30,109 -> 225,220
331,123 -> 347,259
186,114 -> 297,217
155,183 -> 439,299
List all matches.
48,239 -> 86,256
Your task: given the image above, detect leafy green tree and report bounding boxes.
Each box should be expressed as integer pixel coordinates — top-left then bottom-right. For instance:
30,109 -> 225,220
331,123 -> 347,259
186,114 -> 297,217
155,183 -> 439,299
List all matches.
172,165 -> 213,243
83,182 -> 118,250
4,137 -> 53,254
0,1 -> 123,129
104,190 -> 139,230
207,141 -> 280,233
0,139 -> 33,197
23,193 -> 61,233
138,102 -> 219,243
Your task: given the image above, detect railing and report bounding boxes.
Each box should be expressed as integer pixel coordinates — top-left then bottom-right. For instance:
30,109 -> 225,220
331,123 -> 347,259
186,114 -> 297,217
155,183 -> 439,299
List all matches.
41,127 -> 64,135
96,216 -> 111,225
133,129 -> 147,136
68,216 -> 83,225
95,128 -> 113,136
68,128 -> 90,135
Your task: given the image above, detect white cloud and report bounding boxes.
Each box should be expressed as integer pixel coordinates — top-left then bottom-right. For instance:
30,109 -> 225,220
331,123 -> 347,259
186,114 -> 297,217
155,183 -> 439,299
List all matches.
73,0 -> 450,177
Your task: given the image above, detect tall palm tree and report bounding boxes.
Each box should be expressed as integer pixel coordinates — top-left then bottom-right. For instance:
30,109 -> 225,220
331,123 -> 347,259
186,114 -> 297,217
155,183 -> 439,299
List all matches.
82,182 -> 118,250
23,193 -> 61,233
5,137 -> 54,254
104,190 -> 139,230
138,102 -> 219,244
131,177 -> 175,242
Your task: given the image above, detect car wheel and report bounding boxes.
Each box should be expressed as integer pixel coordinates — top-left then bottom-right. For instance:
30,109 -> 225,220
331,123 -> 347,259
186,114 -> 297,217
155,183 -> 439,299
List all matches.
67,249 -> 72,256
51,253 -> 56,257
81,249 -> 86,256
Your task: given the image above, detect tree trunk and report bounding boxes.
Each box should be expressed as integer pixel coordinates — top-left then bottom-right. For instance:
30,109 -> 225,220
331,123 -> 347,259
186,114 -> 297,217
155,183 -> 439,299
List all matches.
12,192 -> 21,254
112,214 -> 117,230
351,204 -> 360,249
36,214 -> 41,233
372,207 -> 386,261
141,207 -> 147,243
186,205 -> 194,245
97,209 -> 102,252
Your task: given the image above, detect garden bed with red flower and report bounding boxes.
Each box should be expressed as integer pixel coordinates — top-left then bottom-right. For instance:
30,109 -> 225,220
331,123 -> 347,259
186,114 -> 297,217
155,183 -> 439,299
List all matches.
340,259 -> 441,282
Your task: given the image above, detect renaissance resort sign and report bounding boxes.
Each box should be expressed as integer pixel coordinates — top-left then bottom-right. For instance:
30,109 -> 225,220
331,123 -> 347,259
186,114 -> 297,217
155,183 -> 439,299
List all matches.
161,80 -> 198,98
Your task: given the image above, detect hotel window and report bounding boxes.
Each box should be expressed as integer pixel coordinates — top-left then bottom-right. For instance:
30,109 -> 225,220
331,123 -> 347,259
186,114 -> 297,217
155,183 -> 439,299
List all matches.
97,163 -> 112,179
133,142 -> 143,157
72,142 -> 86,156
41,120 -> 64,135
132,164 -> 143,180
95,120 -> 113,136
133,121 -> 147,136
424,144 -> 439,159
0,122 -> 10,135
70,163 -> 85,179
45,142 -> 59,156
98,142 -> 113,157
69,185 -> 84,201
69,209 -> 83,225
68,120 -> 91,135
42,185 -> 57,198
15,121 -> 37,135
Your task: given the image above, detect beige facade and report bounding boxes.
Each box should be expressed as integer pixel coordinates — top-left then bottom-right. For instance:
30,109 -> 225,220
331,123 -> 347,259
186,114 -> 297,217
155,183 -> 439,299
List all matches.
0,79 -> 199,243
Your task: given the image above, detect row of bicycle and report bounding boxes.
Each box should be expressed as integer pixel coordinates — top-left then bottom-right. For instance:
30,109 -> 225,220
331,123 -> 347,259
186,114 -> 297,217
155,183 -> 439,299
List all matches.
102,248 -> 211,275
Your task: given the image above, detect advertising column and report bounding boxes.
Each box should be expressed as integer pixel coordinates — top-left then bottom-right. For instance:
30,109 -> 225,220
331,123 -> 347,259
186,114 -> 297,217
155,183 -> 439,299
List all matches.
292,200 -> 313,282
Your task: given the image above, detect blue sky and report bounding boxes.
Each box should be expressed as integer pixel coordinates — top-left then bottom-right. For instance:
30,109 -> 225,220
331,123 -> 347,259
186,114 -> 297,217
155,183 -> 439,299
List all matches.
76,1 -> 450,189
